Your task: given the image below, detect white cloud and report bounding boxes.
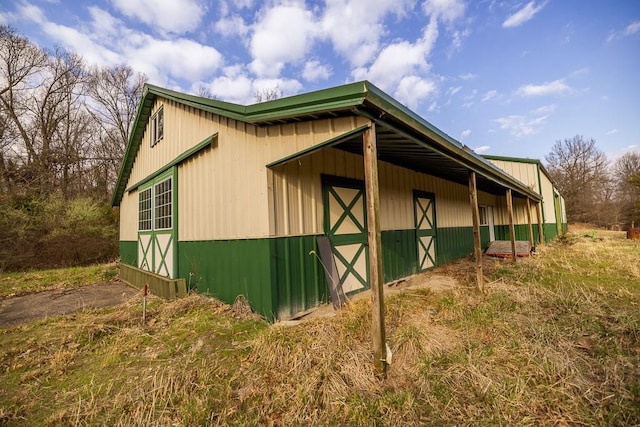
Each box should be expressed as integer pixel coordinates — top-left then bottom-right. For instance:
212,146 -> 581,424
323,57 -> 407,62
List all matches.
321,0 -> 414,67
606,128 -> 620,135
17,4 -> 222,85
352,19 -> 439,109
448,86 -> 462,95
503,1 -> 547,28
624,21 -> 640,36
459,73 -> 476,80
200,67 -> 303,105
206,73 -> 254,104
302,60 -> 331,82
214,14 -> 250,38
606,145 -> 640,162
394,76 -> 437,109
460,129 -> 471,140
516,79 -> 571,97
481,90 -> 497,102
134,38 -> 223,82
250,4 -> 319,77
474,145 -> 490,154
16,2 -> 46,23
422,0 -> 465,23
461,88 -> 477,108
607,20 -> 640,41
495,114 -> 549,137
110,0 -> 205,35
533,104 -> 556,115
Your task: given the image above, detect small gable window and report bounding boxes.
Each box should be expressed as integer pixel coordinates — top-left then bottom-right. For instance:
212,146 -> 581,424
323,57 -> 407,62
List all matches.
150,106 -> 164,147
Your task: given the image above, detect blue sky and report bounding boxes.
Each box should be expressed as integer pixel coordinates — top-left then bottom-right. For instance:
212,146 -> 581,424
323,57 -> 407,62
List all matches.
2,0 -> 639,162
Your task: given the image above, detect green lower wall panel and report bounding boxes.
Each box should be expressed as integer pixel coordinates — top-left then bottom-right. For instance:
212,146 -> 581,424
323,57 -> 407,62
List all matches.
381,229 -> 418,282
270,235 -> 327,319
494,225 -> 545,244
119,240 -> 137,266
544,224 -> 559,242
178,239 -> 275,320
128,221 -> 562,320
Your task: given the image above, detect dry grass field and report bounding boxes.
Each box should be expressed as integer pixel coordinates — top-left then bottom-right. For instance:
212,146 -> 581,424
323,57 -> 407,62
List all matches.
1,226 -> 638,425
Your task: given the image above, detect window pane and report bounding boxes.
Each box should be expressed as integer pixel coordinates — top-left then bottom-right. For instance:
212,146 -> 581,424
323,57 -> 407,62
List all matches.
138,188 -> 152,231
154,177 -> 172,230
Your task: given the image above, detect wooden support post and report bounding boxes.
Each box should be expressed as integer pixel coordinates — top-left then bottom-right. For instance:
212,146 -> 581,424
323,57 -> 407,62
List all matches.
363,123 -> 386,377
526,198 -> 534,248
536,202 -> 545,245
468,171 -> 484,292
506,189 -> 517,262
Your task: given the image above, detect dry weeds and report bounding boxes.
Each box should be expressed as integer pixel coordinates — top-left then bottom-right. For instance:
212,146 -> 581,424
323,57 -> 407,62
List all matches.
1,226 -> 639,425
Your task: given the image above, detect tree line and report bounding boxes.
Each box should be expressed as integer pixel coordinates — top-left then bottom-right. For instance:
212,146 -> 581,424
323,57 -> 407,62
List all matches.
0,26 -> 146,270
546,135 -> 640,229
1,26 -> 638,271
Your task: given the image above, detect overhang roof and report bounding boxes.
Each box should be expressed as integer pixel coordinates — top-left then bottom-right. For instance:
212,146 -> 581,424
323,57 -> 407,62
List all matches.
112,81 -> 542,206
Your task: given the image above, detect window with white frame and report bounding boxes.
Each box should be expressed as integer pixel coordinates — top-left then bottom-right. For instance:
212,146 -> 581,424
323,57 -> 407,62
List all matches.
154,178 -> 172,230
150,106 -> 164,147
478,205 -> 489,226
138,188 -> 152,231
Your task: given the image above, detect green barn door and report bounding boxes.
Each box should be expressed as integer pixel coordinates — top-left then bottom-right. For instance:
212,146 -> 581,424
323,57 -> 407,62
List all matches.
137,169 -> 176,278
323,176 -> 369,294
414,191 -> 437,270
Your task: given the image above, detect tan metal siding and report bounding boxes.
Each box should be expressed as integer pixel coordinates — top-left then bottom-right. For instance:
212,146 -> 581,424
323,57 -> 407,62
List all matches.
176,114 -> 369,240
127,99 -> 219,187
120,99 -> 369,240
539,172 -> 556,221
271,147 -> 510,236
491,195 -> 530,226
488,160 -> 540,193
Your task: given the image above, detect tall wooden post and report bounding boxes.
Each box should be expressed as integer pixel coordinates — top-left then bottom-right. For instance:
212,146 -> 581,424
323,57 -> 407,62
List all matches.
468,171 -> 484,292
526,198 -> 534,248
506,189 -> 517,262
363,123 -> 386,377
536,202 -> 545,245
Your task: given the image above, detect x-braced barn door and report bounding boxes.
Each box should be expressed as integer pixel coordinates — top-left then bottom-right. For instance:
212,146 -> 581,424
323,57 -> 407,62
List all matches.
414,191 -> 437,270
137,169 -> 176,278
323,176 -> 369,294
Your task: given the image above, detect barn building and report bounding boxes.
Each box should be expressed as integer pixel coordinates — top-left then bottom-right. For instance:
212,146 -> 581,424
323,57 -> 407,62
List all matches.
112,81 -> 567,320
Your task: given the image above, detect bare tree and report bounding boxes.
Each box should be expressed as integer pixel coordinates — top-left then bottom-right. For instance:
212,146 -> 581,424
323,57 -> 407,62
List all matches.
613,152 -> 640,227
546,135 -> 610,225
85,64 -> 147,198
254,86 -> 283,103
195,84 -> 216,99
0,26 -> 47,197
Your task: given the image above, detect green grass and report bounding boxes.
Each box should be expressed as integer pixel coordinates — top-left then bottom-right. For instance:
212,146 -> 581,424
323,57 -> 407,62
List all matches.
0,263 -> 118,297
1,226 -> 639,425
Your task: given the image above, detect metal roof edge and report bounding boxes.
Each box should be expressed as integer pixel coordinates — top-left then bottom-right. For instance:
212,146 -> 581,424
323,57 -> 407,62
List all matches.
359,85 -> 541,200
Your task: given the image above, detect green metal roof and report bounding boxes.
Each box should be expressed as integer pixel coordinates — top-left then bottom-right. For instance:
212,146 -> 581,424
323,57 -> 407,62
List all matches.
112,81 -> 542,207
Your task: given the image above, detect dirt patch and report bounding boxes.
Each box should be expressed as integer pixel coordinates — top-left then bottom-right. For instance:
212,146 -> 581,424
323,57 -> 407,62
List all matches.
0,281 -> 138,327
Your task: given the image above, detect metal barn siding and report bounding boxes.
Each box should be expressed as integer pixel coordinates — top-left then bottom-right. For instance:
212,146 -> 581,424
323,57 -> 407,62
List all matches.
127,99 -> 218,187
271,146 -> 498,237
177,121 -> 271,240
178,239 -> 276,318
270,235 -> 327,319
487,159 -> 540,193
